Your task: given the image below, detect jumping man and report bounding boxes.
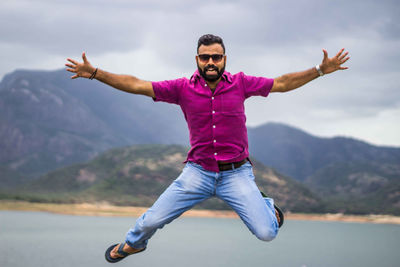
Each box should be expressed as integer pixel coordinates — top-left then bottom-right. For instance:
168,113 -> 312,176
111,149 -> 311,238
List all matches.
65,34 -> 349,263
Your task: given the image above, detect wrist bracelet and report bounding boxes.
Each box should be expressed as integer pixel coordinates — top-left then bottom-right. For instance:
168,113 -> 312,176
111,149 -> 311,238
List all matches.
89,68 -> 98,80
316,65 -> 324,76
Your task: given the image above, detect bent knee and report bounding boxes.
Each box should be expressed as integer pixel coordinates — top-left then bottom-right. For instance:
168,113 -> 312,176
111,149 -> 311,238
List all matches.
254,228 -> 278,242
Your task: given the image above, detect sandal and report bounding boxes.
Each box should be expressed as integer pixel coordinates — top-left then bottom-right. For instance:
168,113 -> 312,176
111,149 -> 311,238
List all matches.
260,191 -> 284,228
105,242 -> 146,263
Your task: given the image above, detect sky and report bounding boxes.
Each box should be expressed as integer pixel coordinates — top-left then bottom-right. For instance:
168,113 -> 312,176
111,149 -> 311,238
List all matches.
1,0 -> 399,147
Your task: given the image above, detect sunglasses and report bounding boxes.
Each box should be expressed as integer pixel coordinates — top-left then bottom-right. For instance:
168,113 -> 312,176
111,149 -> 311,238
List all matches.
197,54 -> 225,63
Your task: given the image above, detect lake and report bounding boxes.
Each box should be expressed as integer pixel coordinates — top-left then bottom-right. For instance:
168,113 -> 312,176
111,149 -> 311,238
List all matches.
1,211 -> 399,267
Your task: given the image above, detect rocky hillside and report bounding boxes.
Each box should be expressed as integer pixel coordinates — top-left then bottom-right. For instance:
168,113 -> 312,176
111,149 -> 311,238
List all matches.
10,144 -> 322,213
0,69 -> 188,179
305,161 -> 400,214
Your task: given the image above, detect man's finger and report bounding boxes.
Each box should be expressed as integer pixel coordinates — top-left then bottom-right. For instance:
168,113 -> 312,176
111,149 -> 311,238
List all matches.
65,63 -> 75,68
335,48 -> 345,58
67,58 -> 78,65
339,51 -> 349,61
322,49 -> 328,60
66,68 -> 77,73
82,52 -> 88,63
339,56 -> 350,65
71,74 -> 79,79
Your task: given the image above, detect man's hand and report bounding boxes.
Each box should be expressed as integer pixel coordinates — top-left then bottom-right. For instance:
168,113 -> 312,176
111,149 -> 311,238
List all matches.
319,48 -> 350,75
65,52 -> 96,79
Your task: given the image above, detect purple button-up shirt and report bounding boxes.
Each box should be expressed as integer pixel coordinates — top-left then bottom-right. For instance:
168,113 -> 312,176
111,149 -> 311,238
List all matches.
152,70 -> 274,172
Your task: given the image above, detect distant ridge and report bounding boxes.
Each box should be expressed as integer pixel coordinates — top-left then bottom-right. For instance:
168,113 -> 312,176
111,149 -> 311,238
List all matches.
249,122 -> 400,182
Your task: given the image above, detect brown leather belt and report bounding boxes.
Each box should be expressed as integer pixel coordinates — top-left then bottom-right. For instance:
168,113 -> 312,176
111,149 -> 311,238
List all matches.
218,158 -> 248,171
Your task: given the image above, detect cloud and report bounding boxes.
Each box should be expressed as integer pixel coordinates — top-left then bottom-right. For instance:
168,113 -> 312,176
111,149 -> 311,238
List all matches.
0,0 -> 399,146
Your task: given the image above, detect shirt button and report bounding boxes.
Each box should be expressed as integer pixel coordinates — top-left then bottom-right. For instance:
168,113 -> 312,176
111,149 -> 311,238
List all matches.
211,97 -> 214,100
205,84 -> 208,87
213,139 -> 216,143
213,125 -> 216,128
214,152 -> 217,156
212,110 -> 215,114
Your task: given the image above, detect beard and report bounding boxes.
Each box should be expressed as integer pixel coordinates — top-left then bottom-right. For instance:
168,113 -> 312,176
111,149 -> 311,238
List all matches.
197,63 -> 225,82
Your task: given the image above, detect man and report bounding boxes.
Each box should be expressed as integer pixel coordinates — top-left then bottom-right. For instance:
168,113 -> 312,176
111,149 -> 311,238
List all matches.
65,34 -> 349,263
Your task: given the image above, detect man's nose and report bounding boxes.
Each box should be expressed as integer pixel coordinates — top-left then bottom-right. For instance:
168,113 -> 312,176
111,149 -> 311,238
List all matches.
207,57 -> 216,64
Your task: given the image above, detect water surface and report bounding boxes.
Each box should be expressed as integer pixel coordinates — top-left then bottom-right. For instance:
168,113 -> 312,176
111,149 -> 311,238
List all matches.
1,211 -> 399,267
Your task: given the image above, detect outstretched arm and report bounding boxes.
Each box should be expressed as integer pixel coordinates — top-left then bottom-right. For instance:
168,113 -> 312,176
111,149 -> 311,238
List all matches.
271,48 -> 350,93
65,52 -> 155,98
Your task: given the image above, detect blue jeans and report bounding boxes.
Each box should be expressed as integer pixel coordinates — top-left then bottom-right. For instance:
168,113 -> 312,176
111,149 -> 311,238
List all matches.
125,161 -> 279,249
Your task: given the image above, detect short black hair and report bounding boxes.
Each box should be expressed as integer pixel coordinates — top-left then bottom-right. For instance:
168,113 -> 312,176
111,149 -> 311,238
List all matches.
197,34 -> 225,54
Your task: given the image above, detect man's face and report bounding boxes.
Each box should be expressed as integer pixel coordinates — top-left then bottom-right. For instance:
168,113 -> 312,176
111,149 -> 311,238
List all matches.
196,43 -> 226,82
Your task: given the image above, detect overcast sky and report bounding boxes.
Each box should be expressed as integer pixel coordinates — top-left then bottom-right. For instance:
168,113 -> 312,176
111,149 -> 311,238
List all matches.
1,0 -> 399,147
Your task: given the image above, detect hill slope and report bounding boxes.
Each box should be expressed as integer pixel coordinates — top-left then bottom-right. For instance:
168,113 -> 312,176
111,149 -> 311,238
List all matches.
0,69 -> 188,179
248,122 -> 400,182
12,144 -> 322,213
248,123 -> 400,215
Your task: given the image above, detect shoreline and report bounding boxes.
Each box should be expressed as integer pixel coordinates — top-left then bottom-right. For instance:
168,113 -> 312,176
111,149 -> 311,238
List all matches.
1,200 -> 400,225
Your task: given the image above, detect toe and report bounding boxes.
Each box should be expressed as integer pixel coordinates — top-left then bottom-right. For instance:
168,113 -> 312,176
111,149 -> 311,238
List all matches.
110,244 -> 122,258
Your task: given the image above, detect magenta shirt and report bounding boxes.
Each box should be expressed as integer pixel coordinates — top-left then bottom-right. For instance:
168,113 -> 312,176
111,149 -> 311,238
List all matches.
152,70 -> 274,172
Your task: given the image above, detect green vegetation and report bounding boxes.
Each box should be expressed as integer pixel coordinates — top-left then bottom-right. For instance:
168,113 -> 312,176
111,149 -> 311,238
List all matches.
1,144 -> 321,213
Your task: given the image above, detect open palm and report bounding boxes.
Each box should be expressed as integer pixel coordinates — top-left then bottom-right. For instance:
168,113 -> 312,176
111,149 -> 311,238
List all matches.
321,48 -> 350,74
65,52 -> 95,79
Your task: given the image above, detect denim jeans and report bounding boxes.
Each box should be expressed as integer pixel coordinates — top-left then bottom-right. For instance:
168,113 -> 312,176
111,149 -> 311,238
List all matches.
125,161 -> 279,249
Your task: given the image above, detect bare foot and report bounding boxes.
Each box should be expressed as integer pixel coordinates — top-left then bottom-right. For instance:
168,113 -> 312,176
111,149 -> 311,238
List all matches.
110,243 -> 143,259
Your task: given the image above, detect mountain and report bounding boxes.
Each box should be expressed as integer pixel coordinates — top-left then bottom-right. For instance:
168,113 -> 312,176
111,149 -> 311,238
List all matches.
0,69 -> 188,180
248,122 -> 400,182
248,123 -> 400,215
7,144 -> 323,213
1,68 -> 399,215
2,69 -> 398,183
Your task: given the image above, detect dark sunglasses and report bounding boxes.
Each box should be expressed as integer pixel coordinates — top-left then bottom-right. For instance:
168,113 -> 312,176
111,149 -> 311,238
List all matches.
197,54 -> 225,63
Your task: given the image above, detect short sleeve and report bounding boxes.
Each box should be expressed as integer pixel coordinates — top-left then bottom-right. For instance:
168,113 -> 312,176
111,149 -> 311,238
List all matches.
241,72 -> 274,99
152,78 -> 185,105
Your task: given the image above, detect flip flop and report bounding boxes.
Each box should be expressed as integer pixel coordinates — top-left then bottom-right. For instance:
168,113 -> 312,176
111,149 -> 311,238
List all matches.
260,191 -> 284,228
105,242 -> 146,263
274,204 -> 284,228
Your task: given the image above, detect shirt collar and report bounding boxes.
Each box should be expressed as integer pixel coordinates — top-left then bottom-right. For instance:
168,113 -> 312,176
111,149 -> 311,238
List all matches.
190,70 -> 233,84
